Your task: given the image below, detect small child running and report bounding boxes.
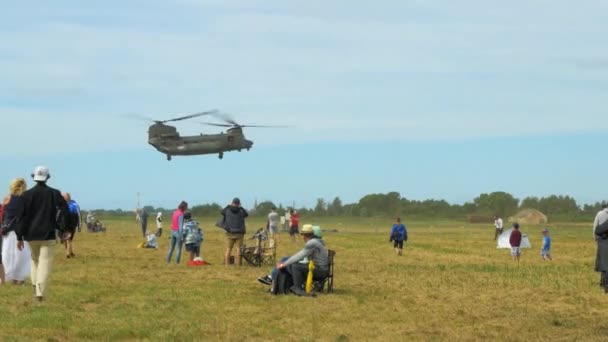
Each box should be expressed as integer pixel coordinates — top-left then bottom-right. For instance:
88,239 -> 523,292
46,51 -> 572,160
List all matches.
540,228 -> 552,261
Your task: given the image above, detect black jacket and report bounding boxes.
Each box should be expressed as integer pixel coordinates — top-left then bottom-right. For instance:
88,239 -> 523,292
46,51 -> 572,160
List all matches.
221,205 -> 248,234
17,182 -> 67,241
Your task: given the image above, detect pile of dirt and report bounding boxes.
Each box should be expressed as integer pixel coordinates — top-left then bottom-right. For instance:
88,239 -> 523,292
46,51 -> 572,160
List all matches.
509,209 -> 548,225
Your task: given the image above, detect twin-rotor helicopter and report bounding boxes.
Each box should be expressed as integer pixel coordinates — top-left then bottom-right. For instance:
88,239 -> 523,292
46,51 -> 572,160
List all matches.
135,110 -> 285,161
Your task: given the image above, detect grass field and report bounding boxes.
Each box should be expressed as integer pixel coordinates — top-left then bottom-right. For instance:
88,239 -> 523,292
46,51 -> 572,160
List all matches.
0,216 -> 605,341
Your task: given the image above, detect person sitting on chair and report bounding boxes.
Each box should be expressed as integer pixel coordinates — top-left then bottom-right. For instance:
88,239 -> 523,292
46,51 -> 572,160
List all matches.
257,224 -> 328,296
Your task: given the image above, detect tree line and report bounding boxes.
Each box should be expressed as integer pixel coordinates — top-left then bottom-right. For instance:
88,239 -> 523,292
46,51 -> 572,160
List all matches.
90,191 -> 605,222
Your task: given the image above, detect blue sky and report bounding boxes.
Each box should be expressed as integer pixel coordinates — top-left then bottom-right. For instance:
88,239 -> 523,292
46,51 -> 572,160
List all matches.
1,1 -> 606,210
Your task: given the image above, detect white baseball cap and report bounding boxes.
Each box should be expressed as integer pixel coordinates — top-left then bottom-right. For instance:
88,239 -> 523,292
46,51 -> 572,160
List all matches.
32,166 -> 50,181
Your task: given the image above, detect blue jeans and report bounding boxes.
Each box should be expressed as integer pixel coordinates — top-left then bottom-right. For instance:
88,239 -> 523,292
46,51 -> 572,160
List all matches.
166,230 -> 183,264
271,256 -> 290,279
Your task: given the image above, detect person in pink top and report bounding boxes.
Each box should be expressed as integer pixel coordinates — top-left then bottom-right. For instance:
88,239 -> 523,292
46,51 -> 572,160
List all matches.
166,201 -> 188,264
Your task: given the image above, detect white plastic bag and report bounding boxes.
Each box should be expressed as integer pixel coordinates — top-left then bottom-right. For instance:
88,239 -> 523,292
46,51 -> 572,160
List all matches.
2,231 -> 31,281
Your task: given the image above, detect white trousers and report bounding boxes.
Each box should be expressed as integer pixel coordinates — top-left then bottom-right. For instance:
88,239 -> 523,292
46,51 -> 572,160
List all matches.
28,240 -> 56,298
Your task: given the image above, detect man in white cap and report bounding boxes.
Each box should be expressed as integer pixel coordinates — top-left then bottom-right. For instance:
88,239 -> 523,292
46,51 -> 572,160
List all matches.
16,166 -> 67,302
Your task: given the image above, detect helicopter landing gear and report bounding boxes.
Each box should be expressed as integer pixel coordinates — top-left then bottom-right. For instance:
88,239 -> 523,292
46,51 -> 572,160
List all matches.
246,147 -> 250,151
167,155 -> 172,161
218,152 -> 224,159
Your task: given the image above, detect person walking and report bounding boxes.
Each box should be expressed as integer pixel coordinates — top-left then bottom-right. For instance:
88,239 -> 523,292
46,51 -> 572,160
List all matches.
155,211 -> 163,237
267,207 -> 280,248
2,178 -> 31,285
166,201 -> 187,264
16,166 -> 67,302
494,215 -> 504,240
593,204 -> 608,293
289,209 -> 300,243
540,228 -> 552,261
221,198 -> 248,266
140,209 -> 149,238
389,217 -> 408,256
61,193 -> 81,258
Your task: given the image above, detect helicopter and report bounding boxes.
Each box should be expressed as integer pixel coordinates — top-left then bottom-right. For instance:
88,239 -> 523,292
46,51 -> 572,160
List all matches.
143,110 -> 284,160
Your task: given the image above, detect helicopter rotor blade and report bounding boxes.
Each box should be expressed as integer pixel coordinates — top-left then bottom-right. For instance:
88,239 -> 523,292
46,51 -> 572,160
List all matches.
161,109 -> 219,123
209,111 -> 240,126
199,122 -> 234,127
238,124 -> 289,128
122,113 -> 156,122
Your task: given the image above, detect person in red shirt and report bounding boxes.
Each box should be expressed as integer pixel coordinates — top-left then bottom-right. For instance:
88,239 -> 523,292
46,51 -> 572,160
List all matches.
289,209 -> 300,243
509,222 -> 522,262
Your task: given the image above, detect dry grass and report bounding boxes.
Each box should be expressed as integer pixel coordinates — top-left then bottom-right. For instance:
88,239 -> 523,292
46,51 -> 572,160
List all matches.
0,217 -> 606,341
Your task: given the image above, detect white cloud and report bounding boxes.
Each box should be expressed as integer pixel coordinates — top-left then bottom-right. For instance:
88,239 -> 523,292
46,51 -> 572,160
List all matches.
1,1 -> 607,156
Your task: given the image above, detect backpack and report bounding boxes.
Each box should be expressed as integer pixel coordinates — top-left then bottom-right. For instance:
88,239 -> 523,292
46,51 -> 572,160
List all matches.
270,268 -> 293,295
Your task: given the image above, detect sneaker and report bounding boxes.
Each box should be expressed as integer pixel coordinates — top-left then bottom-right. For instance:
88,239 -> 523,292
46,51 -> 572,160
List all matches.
257,275 -> 272,285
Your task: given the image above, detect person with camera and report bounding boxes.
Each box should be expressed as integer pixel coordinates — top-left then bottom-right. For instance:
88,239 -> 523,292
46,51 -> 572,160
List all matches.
221,198 -> 248,266
593,203 -> 608,293
16,166 -> 67,302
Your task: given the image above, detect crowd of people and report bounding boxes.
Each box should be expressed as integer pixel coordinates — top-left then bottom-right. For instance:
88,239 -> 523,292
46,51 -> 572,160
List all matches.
0,166 -> 73,302
1,165 -> 607,303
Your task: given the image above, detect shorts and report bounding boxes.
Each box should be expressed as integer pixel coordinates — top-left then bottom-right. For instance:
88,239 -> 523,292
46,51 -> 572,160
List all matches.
541,249 -> 550,256
226,233 -> 244,250
269,225 -> 279,234
511,247 -> 521,257
393,240 -> 404,249
185,243 -> 200,254
289,225 -> 299,236
63,229 -> 76,241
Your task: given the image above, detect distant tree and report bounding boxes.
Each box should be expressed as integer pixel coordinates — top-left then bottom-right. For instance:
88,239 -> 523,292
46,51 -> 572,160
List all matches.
537,195 -> 578,218
314,198 -> 327,216
327,197 -> 343,216
253,201 -> 277,216
190,203 -> 222,217
520,196 -> 540,210
473,191 -> 519,217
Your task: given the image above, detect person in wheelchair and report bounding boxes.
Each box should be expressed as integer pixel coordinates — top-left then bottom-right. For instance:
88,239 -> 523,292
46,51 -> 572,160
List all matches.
257,224 -> 328,296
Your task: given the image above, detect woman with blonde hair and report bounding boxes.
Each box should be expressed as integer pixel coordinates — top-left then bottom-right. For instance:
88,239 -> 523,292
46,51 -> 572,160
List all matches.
1,178 -> 31,284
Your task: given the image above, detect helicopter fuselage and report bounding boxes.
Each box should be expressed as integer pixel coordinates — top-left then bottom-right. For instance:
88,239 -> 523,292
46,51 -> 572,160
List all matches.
148,123 -> 253,160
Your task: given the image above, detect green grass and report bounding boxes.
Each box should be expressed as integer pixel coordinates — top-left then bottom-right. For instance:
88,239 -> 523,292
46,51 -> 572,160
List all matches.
0,217 -> 606,341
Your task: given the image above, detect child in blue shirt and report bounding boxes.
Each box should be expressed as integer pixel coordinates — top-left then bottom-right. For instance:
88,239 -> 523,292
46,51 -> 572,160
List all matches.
183,213 -> 205,265
541,228 -> 552,261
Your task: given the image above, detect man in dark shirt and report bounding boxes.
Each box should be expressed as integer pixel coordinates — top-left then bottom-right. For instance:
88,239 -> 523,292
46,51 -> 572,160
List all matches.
16,166 -> 67,302
140,209 -> 149,238
509,222 -> 522,262
221,198 -> 248,266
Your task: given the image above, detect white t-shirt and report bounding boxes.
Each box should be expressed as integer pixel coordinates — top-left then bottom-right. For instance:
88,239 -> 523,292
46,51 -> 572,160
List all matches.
593,208 -> 608,237
268,211 -> 280,227
156,212 -> 163,229
494,218 -> 503,229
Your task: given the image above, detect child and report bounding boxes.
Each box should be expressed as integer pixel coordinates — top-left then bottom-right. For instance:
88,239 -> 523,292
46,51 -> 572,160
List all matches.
183,213 -> 205,265
144,232 -> 158,249
509,222 -> 522,262
541,228 -> 552,261
389,217 -> 408,256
